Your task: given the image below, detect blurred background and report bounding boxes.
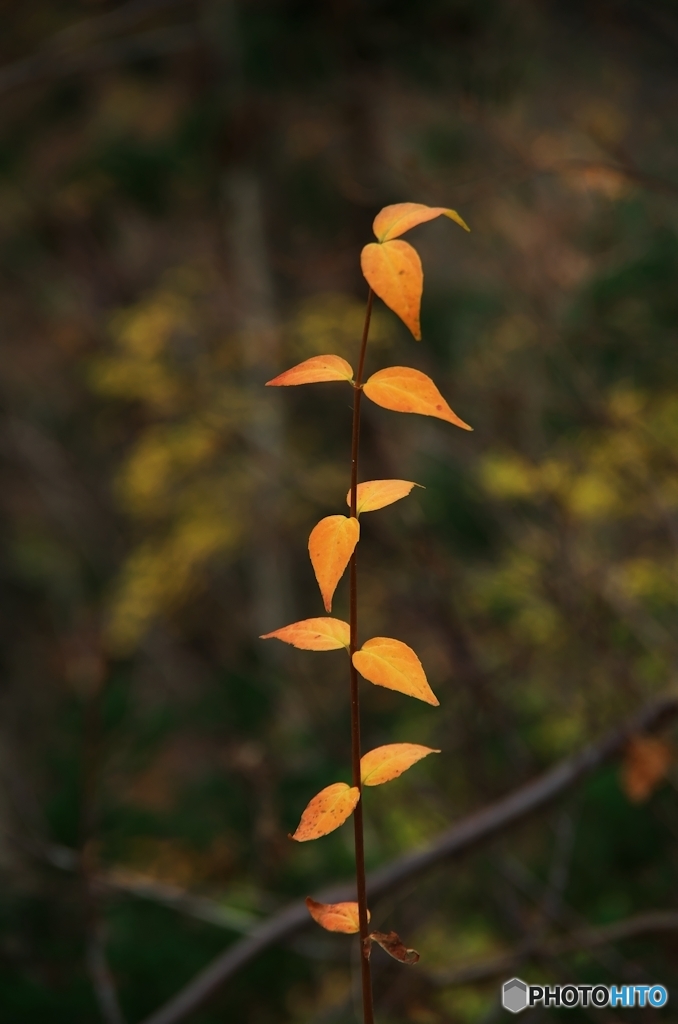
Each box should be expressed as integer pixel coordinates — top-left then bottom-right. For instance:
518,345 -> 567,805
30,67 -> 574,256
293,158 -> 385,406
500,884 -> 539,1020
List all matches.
1,1 -> 678,1022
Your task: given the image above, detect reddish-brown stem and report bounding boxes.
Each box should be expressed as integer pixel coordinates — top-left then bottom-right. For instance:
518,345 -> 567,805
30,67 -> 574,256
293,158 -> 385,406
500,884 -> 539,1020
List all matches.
349,287 -> 374,1024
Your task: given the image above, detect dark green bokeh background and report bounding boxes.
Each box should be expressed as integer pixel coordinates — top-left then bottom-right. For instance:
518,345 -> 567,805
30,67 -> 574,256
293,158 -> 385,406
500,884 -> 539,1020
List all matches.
1,1 -> 678,1021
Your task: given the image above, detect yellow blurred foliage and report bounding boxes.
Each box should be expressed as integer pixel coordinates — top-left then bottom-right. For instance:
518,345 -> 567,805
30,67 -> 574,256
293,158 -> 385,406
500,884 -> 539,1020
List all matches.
107,507 -> 240,654
117,423 -> 221,517
91,278 -> 380,653
479,453 -> 537,499
468,375 -> 678,753
90,268 -> 246,652
286,292 -> 393,360
616,558 -> 678,603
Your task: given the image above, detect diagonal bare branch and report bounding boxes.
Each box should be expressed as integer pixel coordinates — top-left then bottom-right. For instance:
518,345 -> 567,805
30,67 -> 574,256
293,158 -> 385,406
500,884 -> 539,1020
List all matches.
430,910 -> 678,988
85,911 -> 128,1024
0,0 -> 198,96
0,25 -> 201,96
99,869 -> 259,934
50,0 -> 194,47
139,692 -> 678,1024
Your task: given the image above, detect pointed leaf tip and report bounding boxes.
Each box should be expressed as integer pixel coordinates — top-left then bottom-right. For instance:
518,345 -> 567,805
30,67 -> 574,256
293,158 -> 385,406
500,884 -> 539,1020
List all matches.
291,783 -> 360,841
266,354 -> 354,387
373,202 -> 470,242
361,743 -> 440,786
260,617 -> 350,651
361,240 -> 423,339
353,637 -> 439,705
363,366 -> 472,430
346,479 -> 422,515
305,897 -> 370,934
309,515 -> 360,612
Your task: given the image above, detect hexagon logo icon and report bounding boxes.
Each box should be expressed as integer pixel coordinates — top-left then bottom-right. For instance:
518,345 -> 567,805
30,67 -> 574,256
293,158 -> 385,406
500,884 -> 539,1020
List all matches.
502,978 -> 528,1013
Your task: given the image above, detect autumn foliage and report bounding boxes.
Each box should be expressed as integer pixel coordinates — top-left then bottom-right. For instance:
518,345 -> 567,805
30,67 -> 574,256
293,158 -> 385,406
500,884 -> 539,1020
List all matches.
361,203 -> 469,339
621,735 -> 673,803
262,202 -> 470,1018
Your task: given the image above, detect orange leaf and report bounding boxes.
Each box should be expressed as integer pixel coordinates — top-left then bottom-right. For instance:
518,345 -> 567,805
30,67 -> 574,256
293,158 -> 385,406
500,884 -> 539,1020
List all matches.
366,930 -> 420,964
361,240 -> 423,339
373,202 -> 470,242
621,735 -> 673,803
360,743 -> 440,787
363,366 -> 472,430
305,897 -> 370,934
346,479 -> 422,515
352,637 -> 439,706
260,617 -> 350,651
266,354 -> 353,387
309,515 -> 360,612
291,782 -> 360,842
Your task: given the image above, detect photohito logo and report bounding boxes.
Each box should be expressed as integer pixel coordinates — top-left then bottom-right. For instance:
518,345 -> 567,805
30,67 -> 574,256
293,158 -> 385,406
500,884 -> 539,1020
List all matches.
502,979 -> 528,1013
501,979 -> 668,1013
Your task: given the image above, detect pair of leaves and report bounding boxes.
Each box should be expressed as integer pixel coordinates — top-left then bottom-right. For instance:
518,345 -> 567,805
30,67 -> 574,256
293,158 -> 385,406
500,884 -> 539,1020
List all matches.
261,620 -> 439,706
290,746 -> 438,842
361,202 -> 470,339
305,899 -> 419,964
289,744 -> 438,841
308,479 -> 427,611
267,358 -> 472,432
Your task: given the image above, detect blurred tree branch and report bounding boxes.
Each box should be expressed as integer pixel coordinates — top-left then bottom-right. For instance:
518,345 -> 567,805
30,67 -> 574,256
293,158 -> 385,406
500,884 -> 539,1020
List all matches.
20,693 -> 675,1021
84,907 -> 128,1024
51,0 -> 194,45
430,910 -> 678,988
133,693 -> 678,1024
316,907 -> 678,1022
496,855 -> 629,977
11,839 -> 259,933
0,0 -> 199,96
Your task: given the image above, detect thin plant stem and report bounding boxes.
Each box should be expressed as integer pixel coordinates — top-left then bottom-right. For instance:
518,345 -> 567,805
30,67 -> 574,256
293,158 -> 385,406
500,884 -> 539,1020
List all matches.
349,287 -> 375,1024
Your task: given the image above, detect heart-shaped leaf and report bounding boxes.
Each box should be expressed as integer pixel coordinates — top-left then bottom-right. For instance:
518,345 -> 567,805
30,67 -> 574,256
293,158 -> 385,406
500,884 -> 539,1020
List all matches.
373,202 -> 470,242
309,515 -> 360,612
360,743 -> 440,786
361,240 -> 423,339
266,354 -> 354,387
305,897 -> 370,934
346,479 -> 421,515
352,637 -> 439,706
260,617 -> 350,651
291,782 -> 360,842
363,366 -> 472,430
